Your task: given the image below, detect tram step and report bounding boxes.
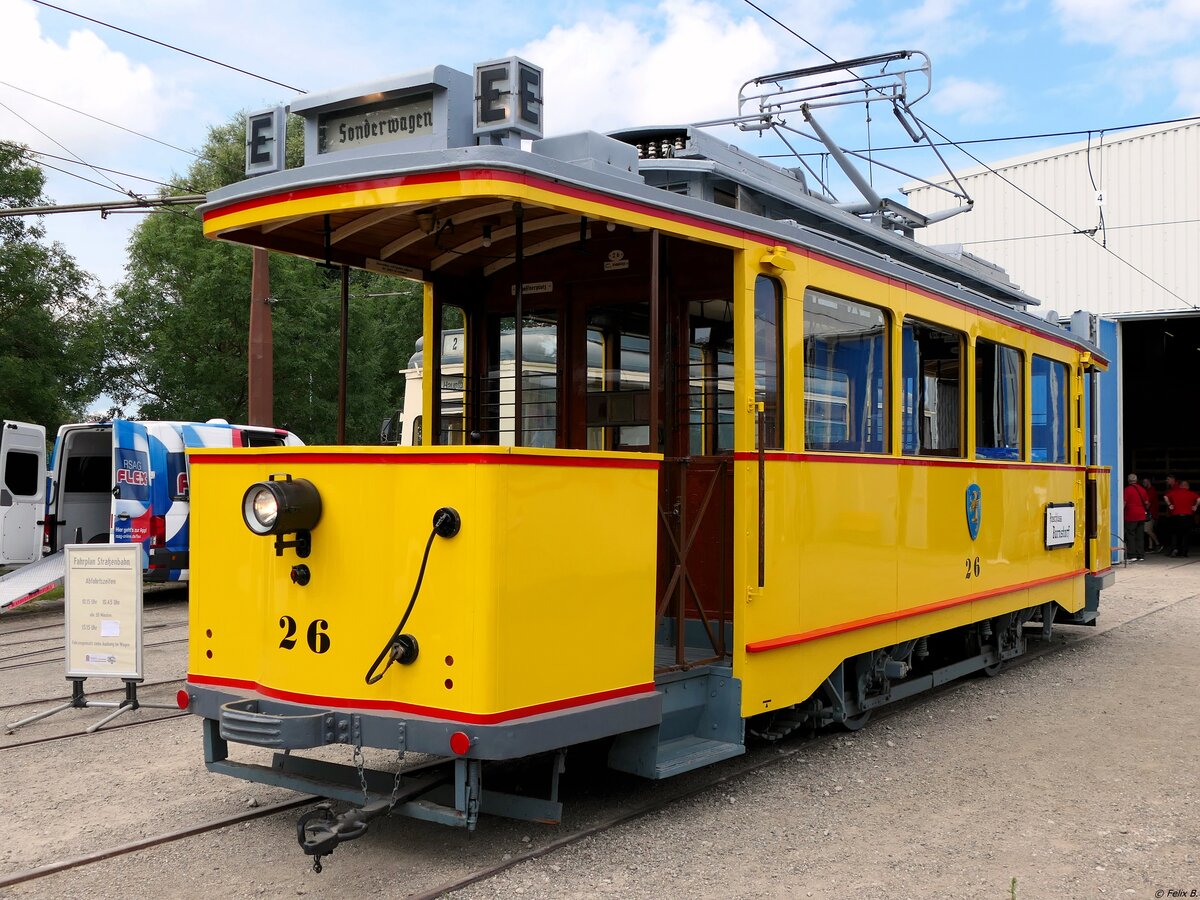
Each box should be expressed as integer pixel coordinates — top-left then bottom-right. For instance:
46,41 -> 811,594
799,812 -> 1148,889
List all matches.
652,735 -> 744,778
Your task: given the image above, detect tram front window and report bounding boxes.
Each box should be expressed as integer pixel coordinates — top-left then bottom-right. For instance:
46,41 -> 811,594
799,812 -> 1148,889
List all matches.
480,314 -> 559,447
585,306 -> 651,451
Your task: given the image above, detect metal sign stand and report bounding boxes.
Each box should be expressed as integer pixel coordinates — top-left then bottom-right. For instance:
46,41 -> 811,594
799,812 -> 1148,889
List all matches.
6,676 -> 173,733
5,545 -> 175,733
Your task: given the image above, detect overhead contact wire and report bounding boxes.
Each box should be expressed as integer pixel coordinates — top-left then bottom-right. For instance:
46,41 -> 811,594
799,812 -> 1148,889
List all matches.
30,0 -> 307,94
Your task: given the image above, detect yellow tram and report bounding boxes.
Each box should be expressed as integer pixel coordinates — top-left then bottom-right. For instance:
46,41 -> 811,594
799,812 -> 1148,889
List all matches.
180,57 -> 1112,864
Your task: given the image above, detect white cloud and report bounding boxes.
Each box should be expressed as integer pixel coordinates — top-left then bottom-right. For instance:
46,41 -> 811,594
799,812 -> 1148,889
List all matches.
1053,0 -> 1200,54
1170,56 -> 1200,111
929,76 -> 1007,124
520,0 -> 781,133
0,0 -> 173,155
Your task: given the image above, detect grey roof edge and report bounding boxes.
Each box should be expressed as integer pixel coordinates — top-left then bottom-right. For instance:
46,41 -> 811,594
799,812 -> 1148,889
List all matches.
288,65 -> 472,115
200,140 -> 1103,361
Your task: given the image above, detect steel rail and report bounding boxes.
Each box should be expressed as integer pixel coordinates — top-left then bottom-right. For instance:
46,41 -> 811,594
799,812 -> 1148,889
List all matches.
0,711 -> 189,753
0,618 -> 189,650
0,795 -> 316,889
0,637 -> 188,671
0,676 -> 185,712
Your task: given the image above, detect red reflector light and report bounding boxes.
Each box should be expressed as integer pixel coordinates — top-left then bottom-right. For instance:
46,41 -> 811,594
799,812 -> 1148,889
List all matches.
150,515 -> 166,547
449,731 -> 471,755
176,690 -> 190,710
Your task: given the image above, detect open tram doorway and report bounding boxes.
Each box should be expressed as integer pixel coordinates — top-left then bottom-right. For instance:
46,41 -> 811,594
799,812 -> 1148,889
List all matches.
427,230 -> 736,671
1122,316 -> 1200,485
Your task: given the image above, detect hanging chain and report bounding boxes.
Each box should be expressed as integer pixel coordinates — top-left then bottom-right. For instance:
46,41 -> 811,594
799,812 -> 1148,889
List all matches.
388,721 -> 406,813
352,741 -> 369,805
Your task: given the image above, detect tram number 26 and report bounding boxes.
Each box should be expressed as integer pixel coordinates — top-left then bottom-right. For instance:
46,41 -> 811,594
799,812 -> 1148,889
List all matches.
279,616 -> 331,654
964,556 -> 982,580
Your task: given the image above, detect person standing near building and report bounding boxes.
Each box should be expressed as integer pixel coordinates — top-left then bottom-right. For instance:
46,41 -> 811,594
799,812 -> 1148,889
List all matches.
1123,473 -> 1150,561
1162,477 -> 1200,557
1141,477 -> 1162,553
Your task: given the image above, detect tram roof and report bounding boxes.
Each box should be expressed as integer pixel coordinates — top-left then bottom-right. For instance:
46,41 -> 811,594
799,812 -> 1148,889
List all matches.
200,128 -> 1104,363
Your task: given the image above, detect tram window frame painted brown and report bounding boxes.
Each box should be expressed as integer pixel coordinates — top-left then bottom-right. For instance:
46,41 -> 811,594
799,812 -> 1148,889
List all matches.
1031,354 -> 1069,464
754,275 -> 783,449
901,318 -> 963,458
802,288 -> 889,454
975,338 -> 1024,461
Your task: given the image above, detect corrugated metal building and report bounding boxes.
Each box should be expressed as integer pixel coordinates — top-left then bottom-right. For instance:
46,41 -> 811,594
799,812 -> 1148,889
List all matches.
903,121 -> 1200,555
902,121 -> 1200,319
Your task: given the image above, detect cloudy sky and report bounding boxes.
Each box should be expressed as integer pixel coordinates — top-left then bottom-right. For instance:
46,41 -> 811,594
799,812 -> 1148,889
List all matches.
2,0 -> 1198,290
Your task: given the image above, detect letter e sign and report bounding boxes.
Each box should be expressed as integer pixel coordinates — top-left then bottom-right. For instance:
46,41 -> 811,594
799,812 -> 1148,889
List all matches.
474,57 -> 543,140
245,107 -> 286,176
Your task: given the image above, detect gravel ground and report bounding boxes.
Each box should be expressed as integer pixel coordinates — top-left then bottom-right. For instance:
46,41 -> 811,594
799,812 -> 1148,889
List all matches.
1,557 -> 1196,899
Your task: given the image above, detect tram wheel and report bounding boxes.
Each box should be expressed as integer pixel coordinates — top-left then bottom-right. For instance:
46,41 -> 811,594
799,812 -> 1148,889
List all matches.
982,659 -> 1004,677
842,709 -> 873,731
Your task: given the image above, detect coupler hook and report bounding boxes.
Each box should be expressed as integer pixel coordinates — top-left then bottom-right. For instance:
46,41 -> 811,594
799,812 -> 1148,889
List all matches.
297,799 -> 391,872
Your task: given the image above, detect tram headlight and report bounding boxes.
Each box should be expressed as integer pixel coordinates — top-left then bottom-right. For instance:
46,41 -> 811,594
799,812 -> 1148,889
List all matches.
241,475 -> 322,537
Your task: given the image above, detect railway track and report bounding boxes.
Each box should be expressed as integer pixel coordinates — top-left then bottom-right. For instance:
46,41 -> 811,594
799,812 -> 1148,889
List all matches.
0,592 -> 1187,896
0,676 -> 185,712
0,636 -> 189,672
0,618 -> 189,654
0,710 -> 189,753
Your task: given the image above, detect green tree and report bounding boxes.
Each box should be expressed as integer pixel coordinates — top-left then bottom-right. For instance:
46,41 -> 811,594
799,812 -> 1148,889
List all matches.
106,115 -> 422,443
0,142 -> 105,435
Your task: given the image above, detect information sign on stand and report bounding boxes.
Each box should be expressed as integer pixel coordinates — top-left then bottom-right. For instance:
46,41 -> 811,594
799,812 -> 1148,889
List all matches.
65,544 -> 143,680
6,545 -> 174,733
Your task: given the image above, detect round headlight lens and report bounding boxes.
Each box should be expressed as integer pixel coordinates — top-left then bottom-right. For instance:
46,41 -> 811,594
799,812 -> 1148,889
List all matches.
241,477 -> 321,537
242,485 -> 280,535
251,489 -> 278,529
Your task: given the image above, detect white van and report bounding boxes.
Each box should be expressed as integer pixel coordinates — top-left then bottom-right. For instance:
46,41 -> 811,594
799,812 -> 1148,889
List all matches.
0,421 -> 47,566
0,418 -> 302,582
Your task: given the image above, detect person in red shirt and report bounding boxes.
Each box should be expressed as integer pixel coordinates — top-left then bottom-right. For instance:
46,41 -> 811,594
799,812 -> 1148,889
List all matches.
1123,473 -> 1151,561
1162,478 -> 1200,557
1141,477 -> 1162,553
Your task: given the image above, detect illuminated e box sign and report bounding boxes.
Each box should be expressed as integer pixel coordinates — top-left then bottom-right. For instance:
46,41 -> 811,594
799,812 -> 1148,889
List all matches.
474,57 -> 543,140
245,106 -> 286,176
319,95 -> 435,155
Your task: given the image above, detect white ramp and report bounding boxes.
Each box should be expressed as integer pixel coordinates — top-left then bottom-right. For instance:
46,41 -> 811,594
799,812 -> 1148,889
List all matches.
0,551 -> 66,612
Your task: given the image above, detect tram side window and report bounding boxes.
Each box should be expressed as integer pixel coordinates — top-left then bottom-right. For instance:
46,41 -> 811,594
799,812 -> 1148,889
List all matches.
803,289 -> 887,453
1031,355 -> 1068,463
902,319 -> 962,457
975,338 -> 1023,461
754,276 -> 783,449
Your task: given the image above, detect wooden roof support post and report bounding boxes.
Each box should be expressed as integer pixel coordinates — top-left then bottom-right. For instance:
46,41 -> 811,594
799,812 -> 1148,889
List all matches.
338,265 -> 350,445
248,248 -> 274,426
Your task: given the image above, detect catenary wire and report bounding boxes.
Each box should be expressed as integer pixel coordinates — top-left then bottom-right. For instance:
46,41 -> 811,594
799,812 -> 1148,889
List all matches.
0,80 -> 203,162
5,142 -> 182,190
912,112 -> 1199,312
0,98 -> 137,200
741,0 -> 1200,313
767,114 -> 1200,159
30,0 -> 307,94
959,217 -> 1200,246
0,80 -> 245,187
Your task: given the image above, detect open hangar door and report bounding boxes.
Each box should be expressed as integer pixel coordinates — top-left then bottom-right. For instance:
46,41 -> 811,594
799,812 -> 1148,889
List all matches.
1121,315 -> 1200,486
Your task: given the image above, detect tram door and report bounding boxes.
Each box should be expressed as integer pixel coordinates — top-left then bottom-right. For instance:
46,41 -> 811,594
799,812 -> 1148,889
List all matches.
450,231 -> 735,668
657,285 -> 736,669
573,237 -> 735,669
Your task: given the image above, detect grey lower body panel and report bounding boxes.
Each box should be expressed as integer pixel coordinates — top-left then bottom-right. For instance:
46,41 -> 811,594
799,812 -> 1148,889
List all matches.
186,683 -> 663,760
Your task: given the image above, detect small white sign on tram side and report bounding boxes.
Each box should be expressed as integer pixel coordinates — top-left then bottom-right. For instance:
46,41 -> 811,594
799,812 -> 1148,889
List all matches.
64,544 -> 143,680
1045,502 -> 1076,550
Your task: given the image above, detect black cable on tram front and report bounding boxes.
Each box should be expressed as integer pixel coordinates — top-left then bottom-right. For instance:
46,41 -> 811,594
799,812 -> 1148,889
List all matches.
364,507 -> 460,685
